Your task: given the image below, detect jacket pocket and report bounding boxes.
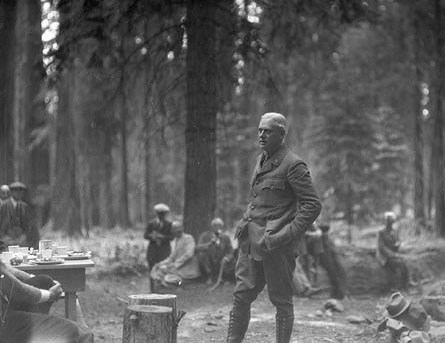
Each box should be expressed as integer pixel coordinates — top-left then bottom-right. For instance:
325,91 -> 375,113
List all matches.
260,179 -> 286,205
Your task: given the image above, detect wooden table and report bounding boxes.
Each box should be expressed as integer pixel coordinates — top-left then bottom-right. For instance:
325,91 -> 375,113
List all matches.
16,258 -> 95,321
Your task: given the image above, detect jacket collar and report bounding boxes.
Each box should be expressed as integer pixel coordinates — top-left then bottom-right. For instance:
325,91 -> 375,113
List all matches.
254,145 -> 288,178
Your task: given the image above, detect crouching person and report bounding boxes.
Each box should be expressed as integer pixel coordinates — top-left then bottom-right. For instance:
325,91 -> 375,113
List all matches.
0,260 -> 93,343
151,221 -> 200,288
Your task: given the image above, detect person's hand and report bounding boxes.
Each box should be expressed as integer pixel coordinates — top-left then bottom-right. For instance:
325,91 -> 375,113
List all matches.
48,281 -> 63,302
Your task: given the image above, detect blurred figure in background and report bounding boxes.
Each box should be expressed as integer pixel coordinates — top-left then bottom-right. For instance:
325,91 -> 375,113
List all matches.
376,211 -> 410,290
196,217 -> 233,285
318,223 -> 348,299
0,185 -> 10,206
144,203 -> 174,269
300,224 -> 323,285
150,221 -> 200,288
0,182 -> 39,251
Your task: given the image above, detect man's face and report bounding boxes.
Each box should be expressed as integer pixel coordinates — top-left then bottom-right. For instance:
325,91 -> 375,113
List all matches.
0,190 -> 8,200
172,223 -> 184,238
258,118 -> 284,154
157,212 -> 167,221
210,223 -> 223,233
11,189 -> 23,200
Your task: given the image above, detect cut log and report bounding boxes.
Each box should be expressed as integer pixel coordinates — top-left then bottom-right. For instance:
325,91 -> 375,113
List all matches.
122,305 -> 172,343
128,294 -> 179,342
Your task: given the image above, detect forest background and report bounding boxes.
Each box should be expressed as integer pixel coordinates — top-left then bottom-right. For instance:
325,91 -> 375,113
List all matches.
0,0 -> 444,240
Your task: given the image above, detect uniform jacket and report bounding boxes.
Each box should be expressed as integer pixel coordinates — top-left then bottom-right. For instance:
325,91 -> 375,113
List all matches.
144,219 -> 174,265
162,233 -> 200,279
376,227 -> 400,266
235,145 -> 321,260
0,199 -> 39,249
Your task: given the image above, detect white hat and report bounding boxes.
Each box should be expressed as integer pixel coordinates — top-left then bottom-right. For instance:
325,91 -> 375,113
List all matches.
384,211 -> 396,220
154,203 -> 170,212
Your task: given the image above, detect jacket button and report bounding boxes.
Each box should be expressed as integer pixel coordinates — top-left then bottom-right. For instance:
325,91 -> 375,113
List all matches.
248,217 -> 252,222
253,193 -> 258,198
250,205 -> 255,209
271,186 -> 275,190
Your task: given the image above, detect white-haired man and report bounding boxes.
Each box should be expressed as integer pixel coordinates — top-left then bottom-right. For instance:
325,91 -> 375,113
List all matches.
226,112 -> 321,343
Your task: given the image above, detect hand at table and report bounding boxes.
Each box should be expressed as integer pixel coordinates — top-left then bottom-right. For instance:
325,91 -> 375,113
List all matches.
48,281 -> 63,302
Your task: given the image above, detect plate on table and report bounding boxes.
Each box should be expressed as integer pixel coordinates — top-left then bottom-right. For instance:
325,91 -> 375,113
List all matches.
63,255 -> 89,260
33,259 -> 64,265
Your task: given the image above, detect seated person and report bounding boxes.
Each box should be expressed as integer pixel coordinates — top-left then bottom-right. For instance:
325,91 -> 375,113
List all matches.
196,218 -> 233,285
0,259 -> 93,343
300,224 -> 324,285
376,211 -> 411,290
319,223 -> 347,299
151,221 -> 200,288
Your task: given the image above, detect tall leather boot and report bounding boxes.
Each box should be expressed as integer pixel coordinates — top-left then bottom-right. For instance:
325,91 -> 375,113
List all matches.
226,309 -> 250,343
276,314 -> 294,343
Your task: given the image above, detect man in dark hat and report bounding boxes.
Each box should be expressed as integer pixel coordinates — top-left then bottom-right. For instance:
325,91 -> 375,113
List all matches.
0,182 -> 39,251
226,113 -> 321,343
144,203 -> 174,269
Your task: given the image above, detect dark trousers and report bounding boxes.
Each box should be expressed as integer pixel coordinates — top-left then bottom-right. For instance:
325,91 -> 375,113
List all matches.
386,256 -> 409,290
0,275 -> 93,343
232,247 -> 295,317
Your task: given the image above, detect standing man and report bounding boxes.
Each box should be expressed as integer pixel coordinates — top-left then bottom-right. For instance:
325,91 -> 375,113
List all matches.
0,182 -> 39,250
226,113 -> 321,343
144,203 -> 174,269
376,211 -> 410,290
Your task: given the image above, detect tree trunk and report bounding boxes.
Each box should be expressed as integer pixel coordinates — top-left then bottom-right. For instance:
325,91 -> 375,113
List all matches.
0,0 -> 16,184
52,69 -> 82,235
119,88 -> 130,229
122,305 -> 173,343
184,0 -> 218,238
433,0 -> 445,236
12,0 -> 43,185
413,14 -> 425,227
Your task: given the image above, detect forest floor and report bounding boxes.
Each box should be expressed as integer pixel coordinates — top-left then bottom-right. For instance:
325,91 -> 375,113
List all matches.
45,224 -> 445,343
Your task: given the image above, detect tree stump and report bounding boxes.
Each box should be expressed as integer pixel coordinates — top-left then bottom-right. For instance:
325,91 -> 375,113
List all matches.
128,294 -> 179,343
122,305 -> 173,343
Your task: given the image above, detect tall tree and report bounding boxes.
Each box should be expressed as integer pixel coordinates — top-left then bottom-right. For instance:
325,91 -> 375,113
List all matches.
184,0 -> 218,237
432,0 -> 445,236
0,0 -> 16,184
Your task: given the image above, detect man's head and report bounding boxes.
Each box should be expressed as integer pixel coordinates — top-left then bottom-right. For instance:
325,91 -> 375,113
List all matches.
384,211 -> 396,227
210,217 -> 224,233
172,221 -> 184,238
0,185 -> 10,200
9,182 -> 26,200
154,203 -> 170,220
258,112 -> 287,155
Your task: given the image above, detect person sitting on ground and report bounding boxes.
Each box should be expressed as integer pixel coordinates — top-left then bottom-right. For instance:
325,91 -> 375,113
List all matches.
376,211 -> 411,291
196,217 -> 234,285
0,259 -> 93,343
151,220 -> 200,288
319,223 -> 348,299
0,185 -> 10,206
144,203 -> 174,269
300,224 -> 324,285
0,182 -> 40,251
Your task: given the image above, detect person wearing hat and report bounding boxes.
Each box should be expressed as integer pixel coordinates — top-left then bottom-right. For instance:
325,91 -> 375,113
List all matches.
144,203 -> 174,269
196,217 -> 234,285
0,182 -> 39,251
376,211 -> 410,290
0,185 -> 10,206
150,221 -> 200,288
226,113 -> 321,343
0,259 -> 93,342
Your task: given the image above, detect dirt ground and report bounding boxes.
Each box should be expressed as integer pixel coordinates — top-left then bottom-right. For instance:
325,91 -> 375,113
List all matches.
49,270 -> 405,343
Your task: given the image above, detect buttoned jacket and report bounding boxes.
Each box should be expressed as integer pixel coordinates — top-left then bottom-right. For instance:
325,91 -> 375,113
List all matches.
235,145 -> 321,259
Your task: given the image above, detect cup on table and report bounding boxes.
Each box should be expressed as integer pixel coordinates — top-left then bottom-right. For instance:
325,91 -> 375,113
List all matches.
8,245 -> 19,253
39,240 -> 52,253
1,252 -> 14,264
41,249 -> 53,260
56,246 -> 68,256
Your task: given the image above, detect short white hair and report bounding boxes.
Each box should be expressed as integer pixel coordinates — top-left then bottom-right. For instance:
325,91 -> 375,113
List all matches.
261,112 -> 287,133
384,211 -> 396,220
